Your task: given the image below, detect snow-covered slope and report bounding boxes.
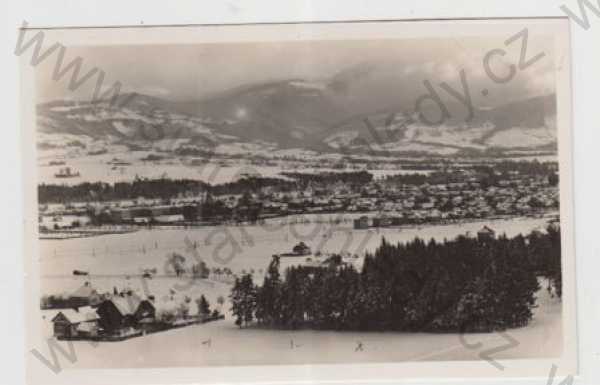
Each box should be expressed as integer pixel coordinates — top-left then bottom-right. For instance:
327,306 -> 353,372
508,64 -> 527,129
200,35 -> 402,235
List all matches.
36,95 -> 270,157
37,90 -> 557,158
322,95 -> 557,155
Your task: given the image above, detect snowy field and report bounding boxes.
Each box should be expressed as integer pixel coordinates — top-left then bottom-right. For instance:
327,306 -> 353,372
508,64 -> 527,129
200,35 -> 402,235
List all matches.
39,214 -> 555,279
36,215 -> 563,368
36,150 -> 557,187
37,279 -> 562,369
37,154 -> 431,186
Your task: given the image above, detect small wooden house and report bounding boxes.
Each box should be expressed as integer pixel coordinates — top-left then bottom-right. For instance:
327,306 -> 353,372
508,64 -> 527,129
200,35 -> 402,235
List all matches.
96,295 -> 139,333
477,225 -> 496,241
292,242 -> 311,256
134,300 -> 156,322
70,281 -> 101,306
96,295 -> 156,333
51,306 -> 100,339
353,215 -> 370,229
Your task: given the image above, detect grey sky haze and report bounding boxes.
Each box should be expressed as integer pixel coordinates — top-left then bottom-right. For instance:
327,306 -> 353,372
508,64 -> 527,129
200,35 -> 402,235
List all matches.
35,35 -> 555,109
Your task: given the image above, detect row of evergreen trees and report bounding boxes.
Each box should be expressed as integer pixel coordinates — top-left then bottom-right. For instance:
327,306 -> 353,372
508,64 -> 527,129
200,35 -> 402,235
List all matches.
38,176 -> 295,204
230,225 -> 561,332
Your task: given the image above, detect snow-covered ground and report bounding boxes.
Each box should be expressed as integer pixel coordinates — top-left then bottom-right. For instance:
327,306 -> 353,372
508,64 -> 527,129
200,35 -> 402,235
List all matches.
39,214 -> 554,278
486,127 -> 556,148
35,216 -> 562,368
323,117 -> 556,155
36,278 -> 562,369
36,152 -> 430,186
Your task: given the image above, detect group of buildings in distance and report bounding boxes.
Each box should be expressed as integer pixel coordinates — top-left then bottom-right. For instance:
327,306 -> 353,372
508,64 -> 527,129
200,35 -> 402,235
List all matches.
38,166 -> 559,232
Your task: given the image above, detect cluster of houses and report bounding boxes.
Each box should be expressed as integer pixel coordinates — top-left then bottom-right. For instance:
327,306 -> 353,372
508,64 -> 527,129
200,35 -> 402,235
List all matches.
348,176 -> 557,226
38,167 -> 558,230
39,199 -> 187,230
46,282 -> 222,341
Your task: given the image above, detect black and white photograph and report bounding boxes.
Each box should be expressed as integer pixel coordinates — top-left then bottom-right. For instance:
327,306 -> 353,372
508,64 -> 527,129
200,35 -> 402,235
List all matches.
19,18 -> 578,383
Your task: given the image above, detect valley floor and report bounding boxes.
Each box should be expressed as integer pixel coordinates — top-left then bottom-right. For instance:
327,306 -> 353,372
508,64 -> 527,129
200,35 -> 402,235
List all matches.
32,216 -> 563,369
36,279 -> 561,369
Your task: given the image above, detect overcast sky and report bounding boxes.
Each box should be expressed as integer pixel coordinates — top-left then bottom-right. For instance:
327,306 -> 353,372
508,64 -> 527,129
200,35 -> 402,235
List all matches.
35,35 -> 556,108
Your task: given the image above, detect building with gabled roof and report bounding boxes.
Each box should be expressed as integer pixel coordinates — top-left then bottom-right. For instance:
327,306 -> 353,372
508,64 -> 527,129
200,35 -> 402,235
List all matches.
70,281 -> 102,306
477,225 -> 496,241
95,293 -> 155,333
51,306 -> 100,339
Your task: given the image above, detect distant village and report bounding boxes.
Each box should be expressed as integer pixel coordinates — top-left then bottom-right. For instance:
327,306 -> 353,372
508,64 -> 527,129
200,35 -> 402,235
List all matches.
38,160 -> 559,235
36,160 -> 561,341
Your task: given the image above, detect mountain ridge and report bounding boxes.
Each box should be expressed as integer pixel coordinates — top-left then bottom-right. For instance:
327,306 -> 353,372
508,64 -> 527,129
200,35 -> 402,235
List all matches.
36,79 -> 557,157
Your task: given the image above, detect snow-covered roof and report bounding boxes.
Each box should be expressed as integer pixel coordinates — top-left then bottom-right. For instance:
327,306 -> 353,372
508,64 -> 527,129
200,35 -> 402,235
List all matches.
478,225 -> 496,234
70,283 -> 97,298
110,294 -> 142,316
52,306 -> 99,324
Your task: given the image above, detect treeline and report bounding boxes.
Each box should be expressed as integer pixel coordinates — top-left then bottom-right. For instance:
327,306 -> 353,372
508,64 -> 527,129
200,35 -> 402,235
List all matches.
473,160 -> 559,186
473,159 -> 557,175
39,179 -> 209,204
527,224 -> 562,296
210,177 -> 295,195
383,170 -> 479,186
230,226 -> 561,332
38,172 -> 367,204
383,160 -> 558,187
280,171 -> 373,187
38,177 -> 295,204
